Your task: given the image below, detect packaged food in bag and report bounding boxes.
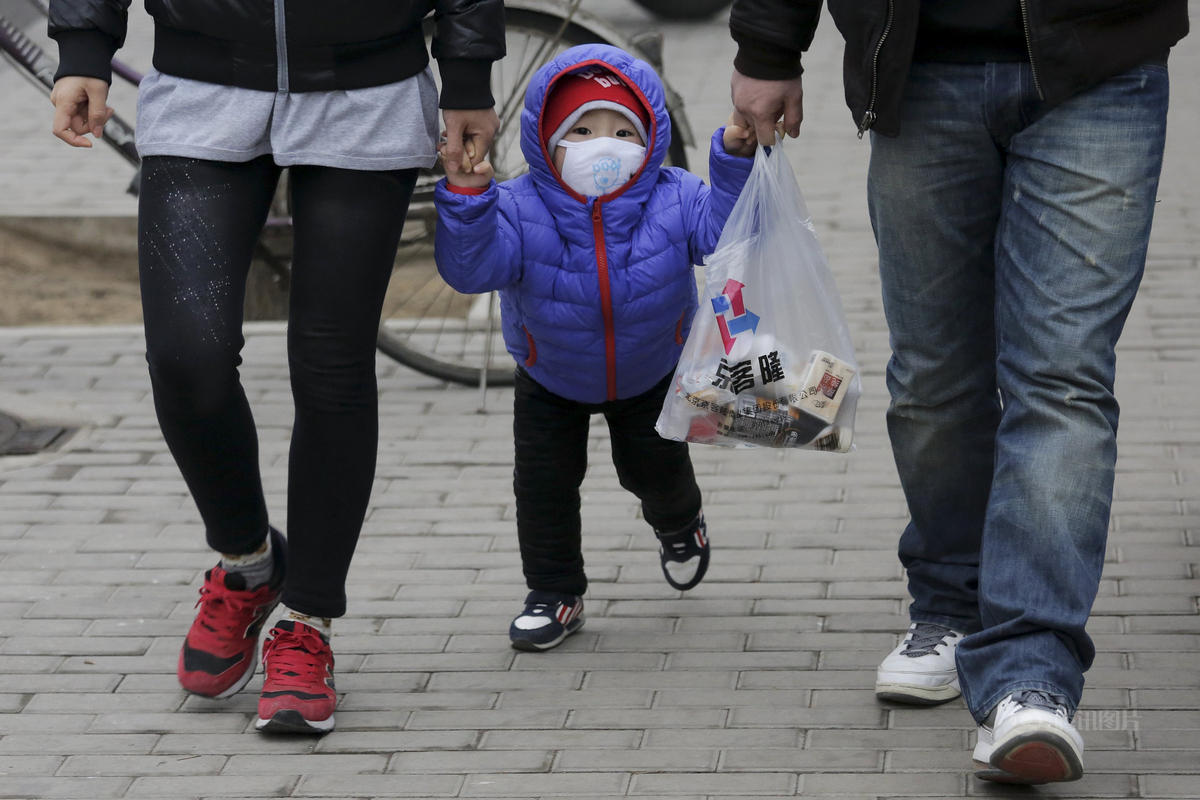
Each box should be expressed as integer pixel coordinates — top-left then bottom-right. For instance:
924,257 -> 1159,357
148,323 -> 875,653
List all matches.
656,143 -> 860,451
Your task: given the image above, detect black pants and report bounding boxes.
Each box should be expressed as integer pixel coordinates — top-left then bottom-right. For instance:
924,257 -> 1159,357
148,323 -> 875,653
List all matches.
138,155 -> 417,618
513,367 -> 702,596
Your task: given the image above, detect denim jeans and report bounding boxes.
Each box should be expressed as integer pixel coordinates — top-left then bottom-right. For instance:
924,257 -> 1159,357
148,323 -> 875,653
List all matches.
868,60 -> 1168,722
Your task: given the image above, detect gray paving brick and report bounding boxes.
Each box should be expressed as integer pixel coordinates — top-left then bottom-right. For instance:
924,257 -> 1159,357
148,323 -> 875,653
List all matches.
665,651 -> 820,671
427,670 -> 583,691
152,732 -> 335,755
25,692 -> 182,713
0,777 -> 130,798
389,749 -> 553,773
87,712 -> 250,734
584,671 -> 736,690
496,688 -> 653,709
311,730 -> 478,753
0,755 -> 65,776
359,652 -> 514,672
337,690 -> 494,712
807,728 -> 969,751
652,689 -> 810,709
58,754 -> 228,776
128,775 -> 298,797
1,636 -> 153,656
478,728 -> 643,750
0,733 -> 160,754
222,754 -> 389,774
643,728 -> 802,748
630,772 -> 796,796
460,772 -> 627,797
406,708 -> 568,730
967,774 -> 1140,797
805,771 -> 964,795
720,747 -> 881,771
555,748 -> 718,771
511,652 -> 665,671
296,773 -> 462,797
0,676 -> 120,695
729,706 -> 886,729
0,712 -> 95,734
1142,775 -> 1200,797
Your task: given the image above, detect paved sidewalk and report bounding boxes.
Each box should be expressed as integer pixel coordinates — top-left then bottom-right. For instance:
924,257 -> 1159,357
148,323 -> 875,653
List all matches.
2,1 -> 1199,798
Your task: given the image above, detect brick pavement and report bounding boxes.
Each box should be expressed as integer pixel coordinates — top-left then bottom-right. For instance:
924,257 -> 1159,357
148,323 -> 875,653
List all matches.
1,1 -> 1199,798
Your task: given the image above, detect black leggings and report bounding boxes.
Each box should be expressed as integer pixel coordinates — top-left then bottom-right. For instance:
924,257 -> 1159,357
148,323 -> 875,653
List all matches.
138,155 -> 417,618
513,368 -> 703,596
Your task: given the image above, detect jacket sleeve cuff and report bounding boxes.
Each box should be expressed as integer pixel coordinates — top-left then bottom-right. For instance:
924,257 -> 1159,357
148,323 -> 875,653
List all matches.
52,29 -> 119,83
437,59 -> 495,109
731,31 -> 803,81
436,177 -> 498,205
445,182 -> 489,195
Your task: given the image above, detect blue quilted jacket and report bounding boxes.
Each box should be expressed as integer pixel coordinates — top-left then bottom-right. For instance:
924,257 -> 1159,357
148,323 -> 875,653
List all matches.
435,43 -> 752,403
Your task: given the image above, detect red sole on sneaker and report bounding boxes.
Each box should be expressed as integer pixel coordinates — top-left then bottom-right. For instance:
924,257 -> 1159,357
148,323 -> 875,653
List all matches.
977,740 -> 1082,784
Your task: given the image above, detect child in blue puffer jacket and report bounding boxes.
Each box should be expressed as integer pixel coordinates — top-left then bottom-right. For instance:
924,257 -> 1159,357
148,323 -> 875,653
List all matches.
435,44 -> 756,651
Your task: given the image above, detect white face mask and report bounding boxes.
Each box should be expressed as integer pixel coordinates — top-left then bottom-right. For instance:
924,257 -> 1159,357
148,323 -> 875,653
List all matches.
556,137 -> 647,197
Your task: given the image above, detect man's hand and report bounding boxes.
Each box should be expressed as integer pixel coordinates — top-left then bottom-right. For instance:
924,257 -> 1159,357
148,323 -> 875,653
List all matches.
442,108 -> 501,176
730,69 -> 803,147
50,76 -> 114,148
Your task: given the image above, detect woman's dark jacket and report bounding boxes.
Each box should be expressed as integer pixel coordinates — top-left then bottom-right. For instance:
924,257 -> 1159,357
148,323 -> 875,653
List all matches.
49,0 -> 504,108
729,0 -> 1188,136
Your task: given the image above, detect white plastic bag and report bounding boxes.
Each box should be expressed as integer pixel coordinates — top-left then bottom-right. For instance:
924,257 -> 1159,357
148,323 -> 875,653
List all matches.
656,143 -> 860,451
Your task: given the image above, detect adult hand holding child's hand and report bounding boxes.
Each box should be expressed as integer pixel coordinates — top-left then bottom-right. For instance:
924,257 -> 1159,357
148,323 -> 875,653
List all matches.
723,114 -> 760,157
441,107 -> 499,189
439,135 -> 495,189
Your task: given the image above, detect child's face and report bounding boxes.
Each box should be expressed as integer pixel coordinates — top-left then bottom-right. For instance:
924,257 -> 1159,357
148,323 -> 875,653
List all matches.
551,108 -> 645,173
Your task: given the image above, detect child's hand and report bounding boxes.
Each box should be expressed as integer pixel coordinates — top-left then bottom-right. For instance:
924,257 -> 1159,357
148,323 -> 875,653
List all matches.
723,113 -> 785,157
723,114 -> 758,157
439,138 -> 494,189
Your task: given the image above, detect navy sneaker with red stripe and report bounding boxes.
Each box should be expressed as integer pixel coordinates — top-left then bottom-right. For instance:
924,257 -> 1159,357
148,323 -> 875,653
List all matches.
509,590 -> 584,652
656,513 -> 710,591
256,619 -> 336,734
177,528 -> 285,698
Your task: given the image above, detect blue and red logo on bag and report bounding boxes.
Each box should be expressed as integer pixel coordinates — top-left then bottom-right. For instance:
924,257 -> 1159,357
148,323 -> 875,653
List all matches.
710,279 -> 760,355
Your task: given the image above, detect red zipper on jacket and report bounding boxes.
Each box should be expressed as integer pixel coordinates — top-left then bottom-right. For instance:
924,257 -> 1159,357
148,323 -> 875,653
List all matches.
592,201 -> 618,401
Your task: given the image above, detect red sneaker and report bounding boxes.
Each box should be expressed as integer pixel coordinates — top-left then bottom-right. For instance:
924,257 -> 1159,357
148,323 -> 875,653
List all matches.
256,620 -> 336,734
177,566 -> 282,698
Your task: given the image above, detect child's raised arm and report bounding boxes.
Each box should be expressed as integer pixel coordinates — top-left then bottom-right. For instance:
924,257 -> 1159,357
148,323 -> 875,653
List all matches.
434,180 -> 523,294
683,126 -> 756,263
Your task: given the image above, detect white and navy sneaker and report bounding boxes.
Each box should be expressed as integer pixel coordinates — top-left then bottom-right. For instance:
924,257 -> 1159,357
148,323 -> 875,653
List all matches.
973,690 -> 1084,784
509,590 -> 584,652
655,513 -> 710,591
875,621 -> 963,704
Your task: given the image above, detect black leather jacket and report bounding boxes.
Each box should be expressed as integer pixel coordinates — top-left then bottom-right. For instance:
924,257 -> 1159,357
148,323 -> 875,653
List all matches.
49,0 -> 504,108
730,0 -> 1188,136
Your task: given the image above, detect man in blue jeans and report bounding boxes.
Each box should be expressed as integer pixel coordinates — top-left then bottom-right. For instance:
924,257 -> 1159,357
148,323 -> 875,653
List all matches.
728,0 -> 1187,785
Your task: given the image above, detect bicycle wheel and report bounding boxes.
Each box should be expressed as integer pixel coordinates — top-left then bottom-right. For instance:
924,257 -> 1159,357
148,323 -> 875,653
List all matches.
632,0 -> 732,20
376,4 -> 691,387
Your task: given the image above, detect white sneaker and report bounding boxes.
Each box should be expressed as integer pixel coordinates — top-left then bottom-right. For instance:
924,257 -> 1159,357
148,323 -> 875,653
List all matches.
973,690 -> 1084,784
875,622 -> 963,704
